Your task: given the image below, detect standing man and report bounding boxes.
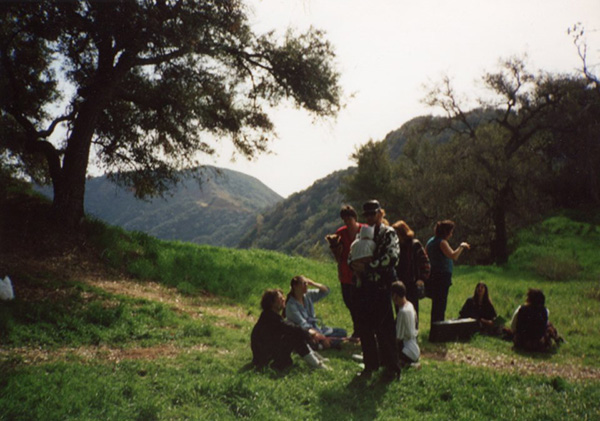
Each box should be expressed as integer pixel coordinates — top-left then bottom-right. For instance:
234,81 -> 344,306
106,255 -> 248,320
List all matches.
350,200 -> 402,381
330,205 -> 362,338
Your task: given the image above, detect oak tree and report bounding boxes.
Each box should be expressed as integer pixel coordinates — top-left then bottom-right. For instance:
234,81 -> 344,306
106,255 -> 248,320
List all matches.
0,1 -> 341,227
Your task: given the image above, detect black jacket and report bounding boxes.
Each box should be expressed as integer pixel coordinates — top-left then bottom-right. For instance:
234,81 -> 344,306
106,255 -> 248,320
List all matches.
250,310 -> 312,368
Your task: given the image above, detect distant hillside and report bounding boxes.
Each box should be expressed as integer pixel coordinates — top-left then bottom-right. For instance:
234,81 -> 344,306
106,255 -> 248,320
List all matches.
238,168 -> 360,258
236,117 -> 435,258
37,166 -> 283,247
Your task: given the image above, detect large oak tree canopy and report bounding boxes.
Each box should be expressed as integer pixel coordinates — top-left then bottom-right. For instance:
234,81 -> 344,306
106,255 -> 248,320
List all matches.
0,0 -> 341,226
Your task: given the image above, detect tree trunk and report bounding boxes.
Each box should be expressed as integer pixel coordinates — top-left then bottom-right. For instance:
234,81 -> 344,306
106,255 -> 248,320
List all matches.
51,101 -> 100,228
490,197 -> 509,265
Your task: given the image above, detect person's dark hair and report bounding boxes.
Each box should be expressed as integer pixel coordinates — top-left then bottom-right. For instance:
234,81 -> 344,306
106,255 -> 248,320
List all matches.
473,282 -> 492,307
434,220 -> 455,238
391,281 -> 407,298
526,288 -> 545,307
340,205 -> 358,219
261,288 -> 283,312
392,220 -> 415,241
284,275 -> 305,317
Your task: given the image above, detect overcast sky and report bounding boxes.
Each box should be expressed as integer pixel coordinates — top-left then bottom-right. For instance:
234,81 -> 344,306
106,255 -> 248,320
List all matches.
209,0 -> 600,198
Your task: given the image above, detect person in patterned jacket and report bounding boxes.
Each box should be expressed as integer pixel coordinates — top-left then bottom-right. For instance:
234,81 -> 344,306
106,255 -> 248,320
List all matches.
350,200 -> 402,381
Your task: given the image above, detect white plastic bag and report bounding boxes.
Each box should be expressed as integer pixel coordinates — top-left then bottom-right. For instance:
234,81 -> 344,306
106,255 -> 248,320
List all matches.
0,276 -> 15,300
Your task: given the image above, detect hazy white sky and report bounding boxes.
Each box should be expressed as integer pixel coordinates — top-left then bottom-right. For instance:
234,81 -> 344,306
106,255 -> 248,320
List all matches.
210,0 -> 600,198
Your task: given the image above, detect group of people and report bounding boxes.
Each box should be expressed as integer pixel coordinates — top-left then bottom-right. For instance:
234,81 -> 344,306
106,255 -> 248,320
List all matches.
250,199 -> 561,377
458,282 -> 562,352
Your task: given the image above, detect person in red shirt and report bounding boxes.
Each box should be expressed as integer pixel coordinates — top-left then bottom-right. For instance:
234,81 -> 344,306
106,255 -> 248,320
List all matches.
330,205 -> 363,339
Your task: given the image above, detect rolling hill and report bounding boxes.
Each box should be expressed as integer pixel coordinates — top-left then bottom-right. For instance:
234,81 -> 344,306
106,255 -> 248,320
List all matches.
37,166 -> 283,248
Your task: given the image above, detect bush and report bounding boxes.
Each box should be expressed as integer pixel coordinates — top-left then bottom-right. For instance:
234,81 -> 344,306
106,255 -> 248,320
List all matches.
530,254 -> 582,281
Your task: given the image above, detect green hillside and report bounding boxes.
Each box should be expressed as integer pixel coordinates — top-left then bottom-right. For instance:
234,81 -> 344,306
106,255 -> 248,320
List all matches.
238,168 -> 360,259
1,183 -> 599,420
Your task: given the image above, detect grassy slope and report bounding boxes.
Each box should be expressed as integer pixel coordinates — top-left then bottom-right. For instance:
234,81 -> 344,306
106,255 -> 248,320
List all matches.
1,185 -> 599,420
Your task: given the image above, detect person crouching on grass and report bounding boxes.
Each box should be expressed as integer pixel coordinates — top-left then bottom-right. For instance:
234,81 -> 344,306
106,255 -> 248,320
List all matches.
251,289 -> 330,371
391,281 -> 420,368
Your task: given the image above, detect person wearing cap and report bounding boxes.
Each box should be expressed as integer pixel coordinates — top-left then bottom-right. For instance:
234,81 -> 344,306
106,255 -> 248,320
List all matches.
349,200 -> 402,381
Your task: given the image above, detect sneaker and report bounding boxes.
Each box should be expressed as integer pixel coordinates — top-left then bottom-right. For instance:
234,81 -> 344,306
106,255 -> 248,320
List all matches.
313,351 -> 330,363
316,362 -> 331,370
409,362 -> 421,370
351,353 -> 364,362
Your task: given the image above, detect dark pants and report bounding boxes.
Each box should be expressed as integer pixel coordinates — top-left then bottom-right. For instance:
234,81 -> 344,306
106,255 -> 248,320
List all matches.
430,272 -> 452,324
356,283 -> 400,373
271,334 -> 311,370
341,282 -> 359,336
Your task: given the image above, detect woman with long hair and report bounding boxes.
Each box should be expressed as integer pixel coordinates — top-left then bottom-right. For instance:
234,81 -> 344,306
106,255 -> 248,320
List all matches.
426,220 -> 470,336
285,275 -> 347,350
459,282 -> 497,332
392,220 -> 430,324
510,288 -> 562,351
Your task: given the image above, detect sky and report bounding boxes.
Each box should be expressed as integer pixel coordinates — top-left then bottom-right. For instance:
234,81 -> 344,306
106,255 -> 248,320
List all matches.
209,0 -> 600,198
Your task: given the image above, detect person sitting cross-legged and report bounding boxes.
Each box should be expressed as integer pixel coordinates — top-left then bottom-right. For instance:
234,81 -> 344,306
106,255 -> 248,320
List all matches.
251,288 -> 330,371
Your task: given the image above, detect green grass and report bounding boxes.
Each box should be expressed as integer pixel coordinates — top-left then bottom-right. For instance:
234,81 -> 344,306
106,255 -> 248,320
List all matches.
1,212 -> 600,420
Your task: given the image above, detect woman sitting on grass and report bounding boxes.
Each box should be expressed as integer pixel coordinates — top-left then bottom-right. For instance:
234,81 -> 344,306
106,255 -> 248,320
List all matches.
509,288 -> 562,352
251,289 -> 329,370
285,275 -> 348,350
459,282 -> 498,334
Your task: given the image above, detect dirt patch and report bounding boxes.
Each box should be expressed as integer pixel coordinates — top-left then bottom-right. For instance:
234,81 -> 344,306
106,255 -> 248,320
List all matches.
424,346 -> 600,381
84,278 -> 253,324
0,344 -> 210,365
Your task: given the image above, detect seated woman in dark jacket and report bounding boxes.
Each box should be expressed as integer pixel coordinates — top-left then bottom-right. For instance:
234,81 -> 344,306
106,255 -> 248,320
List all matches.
251,288 -> 329,370
510,288 -> 561,352
459,282 -> 497,333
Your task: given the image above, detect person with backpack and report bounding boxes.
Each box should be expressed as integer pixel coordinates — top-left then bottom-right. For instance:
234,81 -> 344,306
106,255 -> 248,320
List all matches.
350,200 -> 402,381
392,220 -> 430,326
509,288 -> 562,352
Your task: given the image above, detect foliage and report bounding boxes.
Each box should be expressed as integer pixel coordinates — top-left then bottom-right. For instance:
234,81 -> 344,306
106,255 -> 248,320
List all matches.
344,57 -> 600,264
508,215 -> 600,280
0,0 -> 341,225
239,168 -> 360,258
